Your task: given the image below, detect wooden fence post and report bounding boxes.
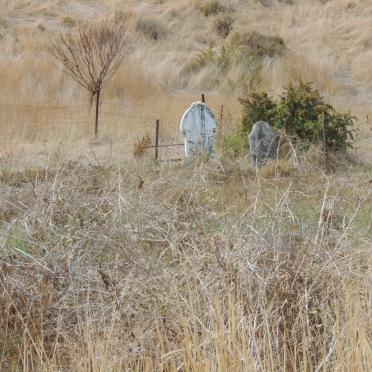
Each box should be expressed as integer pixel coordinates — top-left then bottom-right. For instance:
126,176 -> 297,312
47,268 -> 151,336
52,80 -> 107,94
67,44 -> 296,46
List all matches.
201,94 -> 205,103
220,104 -> 224,132
155,119 -> 160,161
323,115 -> 329,173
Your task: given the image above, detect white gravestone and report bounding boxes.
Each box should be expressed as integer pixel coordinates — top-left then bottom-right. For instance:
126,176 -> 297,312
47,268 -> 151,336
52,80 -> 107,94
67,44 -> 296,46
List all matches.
180,102 -> 217,158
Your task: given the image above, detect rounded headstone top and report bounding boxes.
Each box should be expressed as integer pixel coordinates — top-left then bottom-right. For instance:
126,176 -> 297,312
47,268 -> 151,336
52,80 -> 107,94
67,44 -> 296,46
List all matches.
249,121 -> 275,137
249,121 -> 278,166
180,101 -> 217,157
181,101 -> 216,119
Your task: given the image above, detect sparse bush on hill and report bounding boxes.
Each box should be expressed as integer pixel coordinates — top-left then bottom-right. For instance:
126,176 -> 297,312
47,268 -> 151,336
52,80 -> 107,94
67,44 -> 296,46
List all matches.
192,31 -> 286,72
136,17 -> 167,41
198,0 -> 226,16
186,30 -> 285,90
214,13 -> 233,38
256,0 -> 273,7
227,31 -> 286,58
240,82 -> 356,151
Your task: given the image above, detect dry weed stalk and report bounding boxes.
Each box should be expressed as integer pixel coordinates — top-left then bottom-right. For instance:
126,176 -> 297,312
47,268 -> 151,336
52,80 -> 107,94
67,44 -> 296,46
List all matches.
133,134 -> 152,157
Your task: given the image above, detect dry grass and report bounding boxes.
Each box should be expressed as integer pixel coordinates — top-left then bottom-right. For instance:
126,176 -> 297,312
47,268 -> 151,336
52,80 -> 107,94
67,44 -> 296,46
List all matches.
1,0 -> 372,98
0,152 -> 371,371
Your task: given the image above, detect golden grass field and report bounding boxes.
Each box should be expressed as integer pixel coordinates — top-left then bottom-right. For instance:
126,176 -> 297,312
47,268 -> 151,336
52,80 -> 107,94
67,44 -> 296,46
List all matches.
0,0 -> 371,371
0,0 -> 371,154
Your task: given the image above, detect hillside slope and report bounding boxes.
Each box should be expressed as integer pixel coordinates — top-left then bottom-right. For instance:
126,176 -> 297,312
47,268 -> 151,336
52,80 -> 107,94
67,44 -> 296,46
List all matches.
0,0 -> 371,102
0,0 -> 371,157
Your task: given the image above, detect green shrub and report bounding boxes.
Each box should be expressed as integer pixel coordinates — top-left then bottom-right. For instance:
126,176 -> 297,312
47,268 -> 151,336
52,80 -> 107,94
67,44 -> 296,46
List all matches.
185,31 -> 284,91
240,82 -> 356,151
240,92 -> 276,135
188,31 -> 284,76
215,45 -> 234,73
219,131 -> 248,158
186,45 -> 216,73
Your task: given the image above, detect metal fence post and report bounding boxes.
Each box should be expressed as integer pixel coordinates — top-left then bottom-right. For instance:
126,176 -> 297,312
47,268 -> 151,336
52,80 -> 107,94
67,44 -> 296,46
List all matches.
220,104 -> 224,131
155,119 -> 160,161
323,115 -> 329,173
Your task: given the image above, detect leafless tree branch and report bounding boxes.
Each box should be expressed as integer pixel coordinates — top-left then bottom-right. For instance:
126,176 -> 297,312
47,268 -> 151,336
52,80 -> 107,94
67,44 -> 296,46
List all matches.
48,19 -> 132,134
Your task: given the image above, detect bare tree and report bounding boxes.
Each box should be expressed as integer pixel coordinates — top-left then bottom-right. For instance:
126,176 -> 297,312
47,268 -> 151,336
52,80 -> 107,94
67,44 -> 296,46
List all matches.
49,20 -> 131,135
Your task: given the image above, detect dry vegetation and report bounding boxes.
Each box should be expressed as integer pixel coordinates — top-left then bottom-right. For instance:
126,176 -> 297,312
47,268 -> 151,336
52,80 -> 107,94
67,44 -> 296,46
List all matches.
0,152 -> 371,370
0,0 -> 371,371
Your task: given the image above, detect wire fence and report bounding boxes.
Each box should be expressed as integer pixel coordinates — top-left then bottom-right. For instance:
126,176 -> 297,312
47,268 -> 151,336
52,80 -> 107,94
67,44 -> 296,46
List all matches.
0,96 -> 231,160
0,102 -> 189,159
0,104 -> 183,126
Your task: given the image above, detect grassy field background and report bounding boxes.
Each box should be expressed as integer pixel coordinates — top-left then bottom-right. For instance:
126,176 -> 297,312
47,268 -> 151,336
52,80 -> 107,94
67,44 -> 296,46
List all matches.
0,1 -> 371,371
0,0 -> 371,153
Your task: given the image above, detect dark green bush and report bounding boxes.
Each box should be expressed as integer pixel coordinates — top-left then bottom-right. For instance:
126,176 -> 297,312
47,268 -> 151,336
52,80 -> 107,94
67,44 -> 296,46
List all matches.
239,92 -> 276,134
240,82 -> 356,151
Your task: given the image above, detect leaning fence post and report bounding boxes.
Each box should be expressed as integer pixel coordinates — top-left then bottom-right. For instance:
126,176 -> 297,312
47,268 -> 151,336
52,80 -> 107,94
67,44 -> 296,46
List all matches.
323,114 -> 329,173
155,119 -> 160,160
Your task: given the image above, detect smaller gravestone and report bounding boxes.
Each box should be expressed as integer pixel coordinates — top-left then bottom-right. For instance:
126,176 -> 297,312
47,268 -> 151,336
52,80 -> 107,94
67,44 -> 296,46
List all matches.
180,102 -> 217,158
249,121 -> 278,166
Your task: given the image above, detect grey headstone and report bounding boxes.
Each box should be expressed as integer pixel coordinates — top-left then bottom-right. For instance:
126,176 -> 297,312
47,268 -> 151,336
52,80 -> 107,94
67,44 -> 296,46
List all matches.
180,102 -> 217,158
249,121 -> 278,166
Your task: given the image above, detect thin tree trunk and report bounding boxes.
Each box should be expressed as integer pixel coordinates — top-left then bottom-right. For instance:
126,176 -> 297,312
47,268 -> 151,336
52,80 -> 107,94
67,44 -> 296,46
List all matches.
95,88 -> 101,135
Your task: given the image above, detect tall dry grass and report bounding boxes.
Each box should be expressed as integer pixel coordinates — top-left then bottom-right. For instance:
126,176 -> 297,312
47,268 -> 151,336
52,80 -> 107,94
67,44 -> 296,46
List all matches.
0,151 -> 371,371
